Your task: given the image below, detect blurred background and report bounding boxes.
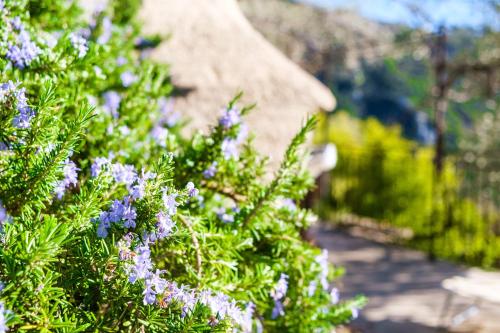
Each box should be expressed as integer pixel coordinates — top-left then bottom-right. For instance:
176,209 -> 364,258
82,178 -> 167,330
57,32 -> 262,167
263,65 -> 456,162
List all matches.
237,0 -> 500,332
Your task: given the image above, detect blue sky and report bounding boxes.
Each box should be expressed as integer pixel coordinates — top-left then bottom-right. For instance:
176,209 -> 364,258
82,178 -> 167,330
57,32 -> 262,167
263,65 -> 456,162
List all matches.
299,0 -> 498,29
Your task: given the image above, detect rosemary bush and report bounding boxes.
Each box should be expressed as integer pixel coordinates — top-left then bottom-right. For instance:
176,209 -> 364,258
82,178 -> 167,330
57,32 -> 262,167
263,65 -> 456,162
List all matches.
0,0 -> 363,331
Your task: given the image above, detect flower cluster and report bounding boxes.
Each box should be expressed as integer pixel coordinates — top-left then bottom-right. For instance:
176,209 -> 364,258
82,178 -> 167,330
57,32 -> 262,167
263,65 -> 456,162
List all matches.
116,233 -> 254,331
0,201 -> 10,234
217,107 -> 248,160
5,17 -> 41,69
53,159 -> 79,199
0,81 -> 35,129
0,301 -> 9,333
270,273 -> 289,319
102,91 -> 121,119
150,98 -> 180,147
203,162 -> 218,179
96,196 -> 137,238
69,33 -> 88,58
120,71 -> 138,87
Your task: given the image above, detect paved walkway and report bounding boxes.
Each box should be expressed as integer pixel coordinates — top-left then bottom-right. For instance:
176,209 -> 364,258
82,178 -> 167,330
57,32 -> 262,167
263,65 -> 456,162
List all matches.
312,225 -> 500,333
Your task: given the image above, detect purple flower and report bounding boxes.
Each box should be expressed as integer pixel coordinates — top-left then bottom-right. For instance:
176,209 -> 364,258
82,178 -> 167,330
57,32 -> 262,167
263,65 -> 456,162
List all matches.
69,33 -> 88,58
216,207 -> 234,224
203,162 -> 217,179
315,249 -> 329,290
280,198 -> 296,211
102,91 -> 121,118
10,16 -> 23,31
219,107 -> 240,129
127,244 -> 153,283
186,182 -> 199,197
1,83 -> 36,129
271,273 -> 289,301
96,212 -> 111,238
120,71 -> 138,87
162,189 -> 178,215
143,279 -> 157,305
271,300 -> 284,319
0,201 -> 11,233
157,97 -> 180,127
156,211 -> 175,239
112,163 -> 137,188
53,159 -> 79,199
221,138 -> 238,160
130,169 -> 156,200
307,280 -> 317,297
116,56 -> 127,66
351,307 -> 359,319
97,16 -> 112,45
150,126 -> 168,147
149,269 -> 167,293
330,287 -> 340,305
91,156 -> 111,177
0,301 -> 9,333
108,197 -> 136,228
6,31 -> 41,69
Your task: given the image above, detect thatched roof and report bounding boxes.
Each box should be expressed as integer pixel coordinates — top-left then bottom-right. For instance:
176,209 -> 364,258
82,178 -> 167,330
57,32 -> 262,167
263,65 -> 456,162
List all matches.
83,0 -> 336,169
137,0 -> 335,167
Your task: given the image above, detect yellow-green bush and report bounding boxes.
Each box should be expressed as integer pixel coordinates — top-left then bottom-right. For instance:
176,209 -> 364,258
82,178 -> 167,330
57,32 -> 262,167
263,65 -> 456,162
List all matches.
317,111 -> 500,268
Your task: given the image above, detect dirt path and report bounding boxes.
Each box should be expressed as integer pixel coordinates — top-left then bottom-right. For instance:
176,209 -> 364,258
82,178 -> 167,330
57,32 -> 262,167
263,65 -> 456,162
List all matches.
312,225 -> 500,333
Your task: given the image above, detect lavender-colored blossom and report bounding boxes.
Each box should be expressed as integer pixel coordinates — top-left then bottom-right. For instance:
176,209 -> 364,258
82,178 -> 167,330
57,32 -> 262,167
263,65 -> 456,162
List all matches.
0,301 -> 9,333
330,287 -> 340,305
130,169 -> 156,200
116,56 -> 127,66
102,91 -> 121,118
280,198 -> 297,211
0,281 -> 4,292
315,249 -> 329,290
308,280 -> 317,297
6,31 -> 41,69
221,138 -> 238,160
91,156 -> 111,177
10,16 -> 23,31
53,159 -> 79,199
69,33 -> 88,58
203,162 -> 217,179
219,107 -> 240,129
0,201 -> 10,234
120,71 -> 138,87
271,273 -> 289,301
351,307 -> 359,319
96,212 -> 111,238
119,125 -> 130,136
150,125 -> 168,147
97,16 -> 112,45
127,244 -> 153,283
271,299 -> 284,319
112,163 -> 137,188
162,189 -> 178,215
1,83 -> 36,129
216,207 -> 234,224
157,97 -> 180,127
239,302 -> 255,333
156,211 -> 175,239
143,279 -> 157,305
186,182 -> 199,198
236,123 -> 249,144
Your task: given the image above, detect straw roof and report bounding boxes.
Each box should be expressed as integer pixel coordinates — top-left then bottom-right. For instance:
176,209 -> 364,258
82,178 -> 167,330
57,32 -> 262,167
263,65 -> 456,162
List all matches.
137,0 -> 335,168
83,0 -> 336,169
